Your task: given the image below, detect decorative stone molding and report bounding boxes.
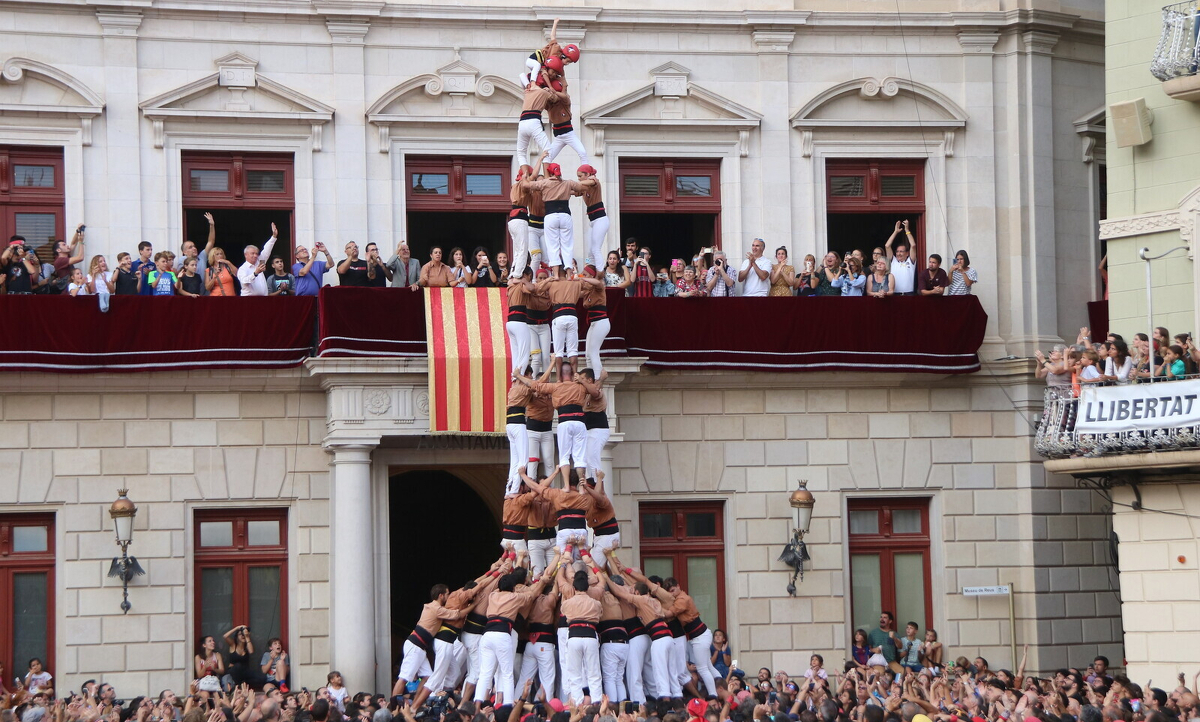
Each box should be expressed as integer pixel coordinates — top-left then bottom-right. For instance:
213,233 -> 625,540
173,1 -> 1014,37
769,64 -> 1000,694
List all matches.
326,20 -> 371,44
1073,107 -> 1105,164
140,52 -> 334,150
366,52 -> 524,150
0,57 -> 105,146
583,67 -> 762,157
1098,184 -> 1200,259
956,30 -> 1000,54
792,76 -> 967,157
311,0 -> 385,18
1022,30 -> 1060,56
751,28 -> 796,53
94,10 -> 143,37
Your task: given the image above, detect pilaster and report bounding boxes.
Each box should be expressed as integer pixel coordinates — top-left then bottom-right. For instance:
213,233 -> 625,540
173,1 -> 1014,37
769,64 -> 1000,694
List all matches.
752,27 -> 796,252
323,19 -> 372,251
95,10 -> 143,248
955,29 -> 1005,359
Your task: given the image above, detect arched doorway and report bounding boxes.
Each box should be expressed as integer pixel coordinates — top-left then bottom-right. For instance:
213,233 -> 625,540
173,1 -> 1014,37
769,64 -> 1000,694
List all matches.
387,469 -> 501,677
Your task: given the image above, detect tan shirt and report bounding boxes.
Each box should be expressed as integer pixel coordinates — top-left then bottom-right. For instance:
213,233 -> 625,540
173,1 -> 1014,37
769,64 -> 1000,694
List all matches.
502,495 -> 527,526
548,91 -> 573,125
581,180 -> 602,207
530,379 -> 589,409
529,178 -> 584,203
511,179 -> 534,207
507,381 -> 534,408
416,601 -> 466,635
420,261 -> 456,287
586,490 -> 615,528
485,585 -> 542,621
561,593 -> 601,624
671,589 -> 701,624
527,390 -> 554,422
581,280 -> 605,308
525,492 -> 556,529
522,85 -> 557,113
581,381 -> 606,413
446,584 -> 482,612
608,583 -> 666,625
527,283 -> 550,313
529,192 -> 546,217
526,587 -> 560,625
546,277 -> 583,306
557,562 -> 604,601
544,485 -> 592,515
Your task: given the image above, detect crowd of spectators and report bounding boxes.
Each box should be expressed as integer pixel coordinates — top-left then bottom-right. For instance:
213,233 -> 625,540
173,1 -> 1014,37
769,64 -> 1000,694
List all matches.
1036,326 -> 1200,390
4,617 -> 1194,722
1,218 -> 979,302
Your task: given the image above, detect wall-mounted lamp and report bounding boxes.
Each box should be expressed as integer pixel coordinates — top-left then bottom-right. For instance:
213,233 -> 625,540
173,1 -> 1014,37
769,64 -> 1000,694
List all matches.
779,480 -> 816,596
107,489 -> 144,614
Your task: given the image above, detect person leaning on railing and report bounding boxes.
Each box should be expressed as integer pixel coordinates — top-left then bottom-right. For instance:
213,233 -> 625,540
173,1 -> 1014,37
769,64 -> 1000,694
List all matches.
1158,344 -> 1189,379
1100,339 -> 1133,384
1034,344 -> 1072,388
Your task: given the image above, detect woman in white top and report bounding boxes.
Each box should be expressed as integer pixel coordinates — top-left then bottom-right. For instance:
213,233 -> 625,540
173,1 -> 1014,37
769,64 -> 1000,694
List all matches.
603,250 -> 631,289
87,255 -> 114,295
67,268 -> 90,296
1102,339 -> 1133,384
946,250 -> 978,295
448,247 -> 471,288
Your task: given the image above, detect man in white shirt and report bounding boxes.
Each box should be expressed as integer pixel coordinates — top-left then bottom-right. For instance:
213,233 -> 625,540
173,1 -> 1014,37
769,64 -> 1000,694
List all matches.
238,222 -> 279,296
885,220 -> 917,295
737,238 -> 772,297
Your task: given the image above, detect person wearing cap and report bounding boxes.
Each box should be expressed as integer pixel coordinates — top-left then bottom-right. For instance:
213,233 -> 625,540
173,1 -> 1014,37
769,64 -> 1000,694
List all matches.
2,236 -> 40,294
529,152 -> 585,275
546,78 -> 589,167
517,72 -> 562,166
576,166 -> 606,267
519,19 -> 579,89
686,698 -> 708,722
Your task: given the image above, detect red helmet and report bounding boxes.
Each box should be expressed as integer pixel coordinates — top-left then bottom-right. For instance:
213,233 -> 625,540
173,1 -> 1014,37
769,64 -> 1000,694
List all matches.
546,163 -> 562,177
562,44 -> 581,62
686,699 -> 707,720
543,55 -> 564,74
549,79 -> 564,92
577,164 -> 597,175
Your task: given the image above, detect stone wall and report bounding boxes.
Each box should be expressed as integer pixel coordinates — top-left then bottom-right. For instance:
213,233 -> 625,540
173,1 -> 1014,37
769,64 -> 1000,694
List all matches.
610,369 -> 1123,676
0,372 -> 331,695
1111,482 -> 1200,681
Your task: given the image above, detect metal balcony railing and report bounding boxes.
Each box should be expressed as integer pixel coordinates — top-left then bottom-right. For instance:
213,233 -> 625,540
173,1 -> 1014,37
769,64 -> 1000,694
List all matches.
1035,377 -> 1200,460
1152,1 -> 1200,81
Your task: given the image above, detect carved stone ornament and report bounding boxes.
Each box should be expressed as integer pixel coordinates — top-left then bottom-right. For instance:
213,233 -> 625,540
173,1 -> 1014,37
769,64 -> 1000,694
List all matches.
363,389 -> 392,416
414,391 -> 430,416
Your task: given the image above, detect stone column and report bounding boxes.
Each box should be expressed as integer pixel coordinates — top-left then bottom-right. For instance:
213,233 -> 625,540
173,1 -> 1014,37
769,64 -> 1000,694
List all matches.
328,441 -> 378,691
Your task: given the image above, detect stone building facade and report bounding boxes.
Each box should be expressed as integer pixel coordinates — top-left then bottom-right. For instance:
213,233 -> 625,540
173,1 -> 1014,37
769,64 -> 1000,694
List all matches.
0,0 -> 1121,699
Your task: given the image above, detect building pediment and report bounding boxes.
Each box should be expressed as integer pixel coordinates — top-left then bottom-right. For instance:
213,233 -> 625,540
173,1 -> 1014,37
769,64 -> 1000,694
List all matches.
791,76 -> 967,156
139,52 -> 334,149
0,57 -> 104,144
582,65 -> 761,156
366,51 -> 524,152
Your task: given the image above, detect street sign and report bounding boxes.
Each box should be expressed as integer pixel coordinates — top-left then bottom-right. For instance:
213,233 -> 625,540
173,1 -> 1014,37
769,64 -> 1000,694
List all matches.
962,585 -> 1010,596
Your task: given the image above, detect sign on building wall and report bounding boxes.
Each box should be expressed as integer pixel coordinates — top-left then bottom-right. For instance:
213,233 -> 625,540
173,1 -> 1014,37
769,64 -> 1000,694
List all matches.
1075,380 -> 1200,433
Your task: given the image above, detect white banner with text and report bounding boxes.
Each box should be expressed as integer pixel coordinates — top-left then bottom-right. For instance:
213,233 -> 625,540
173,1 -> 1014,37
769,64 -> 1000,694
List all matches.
1075,380 -> 1200,434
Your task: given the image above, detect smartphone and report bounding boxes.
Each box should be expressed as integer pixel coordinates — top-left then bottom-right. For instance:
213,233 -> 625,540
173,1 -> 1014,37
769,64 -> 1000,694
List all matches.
732,659 -> 739,669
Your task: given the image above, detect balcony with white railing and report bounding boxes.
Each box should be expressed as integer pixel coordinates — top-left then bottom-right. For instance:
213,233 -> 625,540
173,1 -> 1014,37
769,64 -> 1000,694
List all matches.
1152,2 -> 1200,100
1036,377 -> 1200,475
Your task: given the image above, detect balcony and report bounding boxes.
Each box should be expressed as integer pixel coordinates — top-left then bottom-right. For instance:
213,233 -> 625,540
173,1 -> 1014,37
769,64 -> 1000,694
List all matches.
0,289 -> 988,375
1036,380 -> 1200,475
1152,2 -> 1200,100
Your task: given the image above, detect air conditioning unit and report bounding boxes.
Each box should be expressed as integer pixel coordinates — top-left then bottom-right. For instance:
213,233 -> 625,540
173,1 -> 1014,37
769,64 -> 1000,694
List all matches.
1109,98 -> 1154,147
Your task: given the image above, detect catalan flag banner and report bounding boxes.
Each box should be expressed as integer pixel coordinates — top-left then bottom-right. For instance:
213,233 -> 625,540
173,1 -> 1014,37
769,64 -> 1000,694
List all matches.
425,287 -> 512,434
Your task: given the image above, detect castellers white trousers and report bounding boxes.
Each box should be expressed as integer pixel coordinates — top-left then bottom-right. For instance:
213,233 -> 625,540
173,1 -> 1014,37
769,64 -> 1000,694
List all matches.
544,212 -> 573,268
600,641 -> 629,702
508,218 -> 531,276
517,118 -> 550,166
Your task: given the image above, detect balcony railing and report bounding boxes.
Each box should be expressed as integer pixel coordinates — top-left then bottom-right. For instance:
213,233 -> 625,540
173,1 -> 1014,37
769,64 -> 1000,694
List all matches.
1035,377 -> 1200,460
1152,2 -> 1200,81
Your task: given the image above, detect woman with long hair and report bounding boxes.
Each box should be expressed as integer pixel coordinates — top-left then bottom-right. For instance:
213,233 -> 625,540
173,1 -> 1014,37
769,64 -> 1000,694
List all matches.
194,635 -> 223,693
469,247 -> 498,287
495,251 -> 511,284
1102,339 -> 1133,384
811,251 -> 841,296
769,246 -> 795,297
87,255 -> 114,295
795,254 -> 817,297
223,625 -> 266,689
850,628 -> 871,669
833,257 -> 865,296
603,250 -> 631,289
946,249 -> 977,295
448,247 -> 471,288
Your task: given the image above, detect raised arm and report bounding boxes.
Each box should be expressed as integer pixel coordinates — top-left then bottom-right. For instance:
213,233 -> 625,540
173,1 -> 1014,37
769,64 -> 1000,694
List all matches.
884,221 -> 901,261
203,213 -> 218,256
68,225 -> 86,264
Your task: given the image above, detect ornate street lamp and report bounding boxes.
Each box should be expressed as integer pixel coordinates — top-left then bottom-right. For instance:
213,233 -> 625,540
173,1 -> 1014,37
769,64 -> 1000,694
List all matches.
778,480 -> 816,596
107,489 -> 144,614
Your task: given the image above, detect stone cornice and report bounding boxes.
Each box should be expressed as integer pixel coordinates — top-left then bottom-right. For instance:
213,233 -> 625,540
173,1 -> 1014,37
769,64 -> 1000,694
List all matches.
94,8 -> 142,36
